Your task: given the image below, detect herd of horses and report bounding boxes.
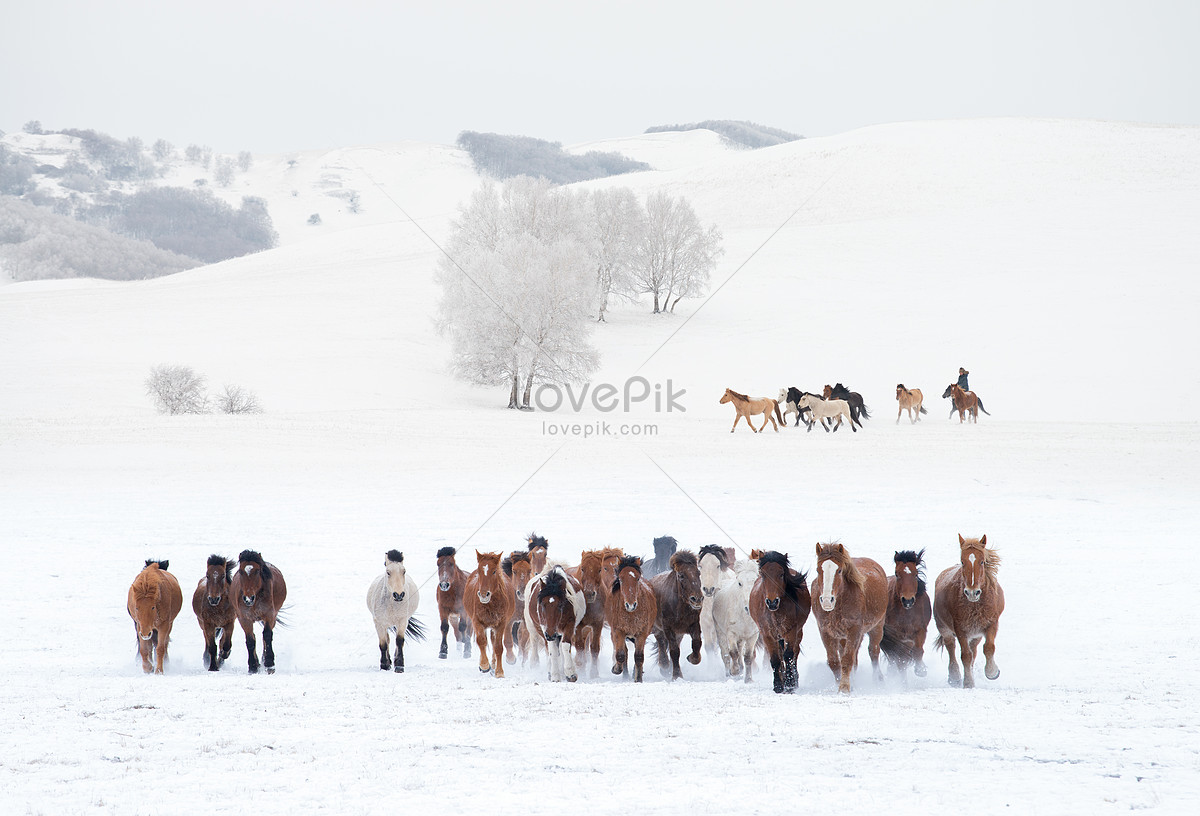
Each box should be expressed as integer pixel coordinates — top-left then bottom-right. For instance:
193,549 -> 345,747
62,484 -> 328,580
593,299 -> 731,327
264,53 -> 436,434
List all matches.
720,381 -> 991,433
129,533 -> 1006,695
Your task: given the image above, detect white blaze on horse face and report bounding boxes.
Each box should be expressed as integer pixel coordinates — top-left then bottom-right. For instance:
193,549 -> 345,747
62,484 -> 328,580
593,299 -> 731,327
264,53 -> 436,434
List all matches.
819,559 -> 838,611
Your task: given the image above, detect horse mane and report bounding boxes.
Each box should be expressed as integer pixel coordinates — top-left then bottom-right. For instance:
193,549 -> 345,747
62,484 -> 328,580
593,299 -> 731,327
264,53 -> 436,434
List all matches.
894,549 -> 927,594
727,389 -> 750,402
818,542 -> 865,590
756,550 -> 808,600
385,549 -> 404,564
527,533 -> 549,551
206,554 -> 227,567
538,568 -> 567,600
611,555 -> 644,594
238,549 -> 272,581
436,546 -> 457,559
698,544 -> 729,568
669,550 -> 698,571
143,558 -> 169,571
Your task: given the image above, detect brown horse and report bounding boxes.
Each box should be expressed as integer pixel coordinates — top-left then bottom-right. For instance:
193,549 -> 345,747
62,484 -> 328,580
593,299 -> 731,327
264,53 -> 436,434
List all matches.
605,556 -> 659,682
524,567 -> 587,682
436,546 -> 473,659
527,533 -> 549,575
934,535 -> 1005,688
720,388 -> 783,433
230,549 -> 287,674
811,542 -> 888,693
191,555 -> 235,671
895,384 -> 927,424
748,551 -> 811,693
502,550 -> 534,663
943,383 -> 991,423
463,551 -> 516,678
649,550 -> 704,679
566,549 -> 608,678
598,546 -> 625,590
880,549 -> 932,678
127,559 -> 184,674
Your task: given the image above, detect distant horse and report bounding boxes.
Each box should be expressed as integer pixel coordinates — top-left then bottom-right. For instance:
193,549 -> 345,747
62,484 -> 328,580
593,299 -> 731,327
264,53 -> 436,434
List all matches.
527,533 -> 550,575
825,383 -> 870,428
127,559 -> 183,674
191,555 -> 235,671
524,566 -> 587,682
566,550 -> 607,678
436,546 -> 473,659
366,550 -> 427,673
605,556 -> 659,682
811,542 -> 888,693
778,387 -> 816,428
713,559 -> 761,682
502,550 -> 534,664
895,384 -> 928,424
650,550 -> 705,679
880,549 -> 931,678
698,544 -> 733,656
231,550 -> 287,674
934,535 -> 1004,688
720,388 -> 783,433
942,383 -> 991,423
749,551 -> 811,693
463,551 -> 516,678
796,392 -> 856,433
642,535 -> 677,578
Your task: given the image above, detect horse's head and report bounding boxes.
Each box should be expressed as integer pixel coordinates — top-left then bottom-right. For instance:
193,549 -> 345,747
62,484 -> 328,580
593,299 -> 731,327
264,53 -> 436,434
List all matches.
503,551 -> 533,602
670,551 -> 703,610
731,562 -> 759,613
815,542 -> 851,612
576,550 -> 604,604
535,569 -> 571,641
942,383 -> 955,399
612,555 -> 644,612
527,533 -> 549,574
720,389 -> 733,404
652,535 -> 677,561
958,535 -> 995,603
236,550 -> 271,608
755,551 -> 791,612
778,388 -> 789,402
473,550 -> 505,604
698,545 -> 729,599
384,550 -> 408,603
822,384 -> 834,399
599,547 -> 624,590
203,555 -> 232,608
435,546 -> 458,592
896,384 -> 906,400
893,549 -> 926,610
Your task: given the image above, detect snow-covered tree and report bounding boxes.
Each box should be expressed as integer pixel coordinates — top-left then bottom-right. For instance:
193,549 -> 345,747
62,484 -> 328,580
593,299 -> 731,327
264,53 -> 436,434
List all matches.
589,187 -> 645,322
436,178 -> 599,409
145,365 -> 210,414
632,191 -> 723,313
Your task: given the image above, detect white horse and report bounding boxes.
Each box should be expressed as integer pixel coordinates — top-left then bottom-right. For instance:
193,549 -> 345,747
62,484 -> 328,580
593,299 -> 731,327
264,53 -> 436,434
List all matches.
698,545 -> 734,657
523,566 -> 587,682
796,393 -> 856,433
712,560 -> 761,681
367,550 -> 426,672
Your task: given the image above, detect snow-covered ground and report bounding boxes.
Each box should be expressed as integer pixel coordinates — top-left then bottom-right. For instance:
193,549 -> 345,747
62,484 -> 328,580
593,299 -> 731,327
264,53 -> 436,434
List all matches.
2,119 -> 1199,814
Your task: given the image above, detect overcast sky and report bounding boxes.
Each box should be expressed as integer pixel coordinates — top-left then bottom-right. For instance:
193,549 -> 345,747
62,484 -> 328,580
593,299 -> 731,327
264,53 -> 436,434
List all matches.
4,1 -> 1198,154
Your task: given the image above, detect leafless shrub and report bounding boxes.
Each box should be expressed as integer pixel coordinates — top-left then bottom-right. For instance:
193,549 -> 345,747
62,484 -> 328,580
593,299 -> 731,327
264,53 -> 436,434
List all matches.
216,384 -> 263,415
145,365 -> 210,414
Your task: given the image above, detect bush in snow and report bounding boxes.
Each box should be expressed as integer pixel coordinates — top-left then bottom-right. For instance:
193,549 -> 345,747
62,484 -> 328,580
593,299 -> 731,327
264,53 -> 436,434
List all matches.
216,384 -> 263,414
145,365 -> 211,415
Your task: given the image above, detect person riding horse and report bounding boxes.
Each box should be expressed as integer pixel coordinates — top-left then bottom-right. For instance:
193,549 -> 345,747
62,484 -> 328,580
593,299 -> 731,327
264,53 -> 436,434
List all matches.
950,368 -> 970,418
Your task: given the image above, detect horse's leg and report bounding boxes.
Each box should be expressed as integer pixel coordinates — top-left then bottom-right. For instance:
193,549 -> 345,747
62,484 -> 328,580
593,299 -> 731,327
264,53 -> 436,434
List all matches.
394,628 -> 406,674
218,624 -> 232,664
459,616 -> 472,659
897,405 -> 902,425
240,618 -> 260,674
837,637 -> 855,693
817,627 -> 839,684
731,414 -> 742,433
262,620 -> 276,675
376,620 -> 392,670
957,633 -> 976,688
438,612 -> 450,659
492,626 -> 507,679
155,623 -> 171,674
205,626 -> 219,672
867,621 -> 884,681
653,630 -> 670,673
633,634 -> 649,683
589,626 -> 602,679
914,624 -> 929,677
768,639 -> 784,693
504,617 -> 516,665
849,411 -> 857,432
564,634 -> 578,683
611,628 -> 628,676
782,640 -> 797,693
687,622 -> 702,666
475,623 -> 491,674
983,621 -> 1000,681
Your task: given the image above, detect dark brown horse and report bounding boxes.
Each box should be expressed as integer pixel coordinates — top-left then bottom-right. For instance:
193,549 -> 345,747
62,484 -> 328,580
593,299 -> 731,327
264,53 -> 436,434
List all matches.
811,542 -> 888,693
880,549 -> 931,678
942,383 -> 991,423
502,550 -> 534,664
934,534 -> 1004,688
642,535 -> 678,578
748,551 -> 811,693
127,559 -> 184,674
191,554 -> 235,671
230,549 -> 287,674
649,550 -> 704,680
605,556 -> 658,682
463,551 -> 516,678
566,549 -> 607,678
524,567 -> 586,682
435,546 -> 472,659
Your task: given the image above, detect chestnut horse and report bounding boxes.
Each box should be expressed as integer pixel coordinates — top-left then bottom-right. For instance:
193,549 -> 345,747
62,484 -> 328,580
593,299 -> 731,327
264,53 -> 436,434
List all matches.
463,551 -> 516,678
436,546 -> 472,659
811,542 -> 888,693
366,550 -> 426,673
605,556 -> 658,682
191,555 -> 235,671
502,550 -> 534,663
880,549 -> 932,678
749,551 -> 811,693
127,559 -> 184,674
649,550 -> 704,679
934,535 -> 1005,688
231,549 -> 287,674
895,384 -> 928,424
942,383 -> 991,423
524,566 -> 587,682
720,388 -> 783,433
527,533 -> 550,575
566,549 -> 608,678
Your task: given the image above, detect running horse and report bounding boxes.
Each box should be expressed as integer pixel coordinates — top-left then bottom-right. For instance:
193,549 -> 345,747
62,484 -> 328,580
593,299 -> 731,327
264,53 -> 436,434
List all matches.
435,546 -> 473,659
824,383 -> 870,428
231,550 -> 287,674
463,551 -> 516,678
605,556 -> 659,682
191,555 -> 235,671
942,383 -> 991,423
649,550 -> 705,679
933,534 -> 1005,688
526,533 -> 550,575
811,542 -> 888,693
523,566 -> 587,682
895,384 -> 928,424
128,559 -> 184,674
366,550 -> 427,673
566,549 -> 608,678
720,388 -> 783,433
749,551 -> 811,693
502,550 -> 534,664
880,549 -> 932,678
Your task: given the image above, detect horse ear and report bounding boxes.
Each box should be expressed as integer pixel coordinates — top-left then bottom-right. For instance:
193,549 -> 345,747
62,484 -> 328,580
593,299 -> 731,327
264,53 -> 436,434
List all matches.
980,534 -> 987,547
958,534 -> 966,547
158,560 -> 169,572
815,542 -> 822,558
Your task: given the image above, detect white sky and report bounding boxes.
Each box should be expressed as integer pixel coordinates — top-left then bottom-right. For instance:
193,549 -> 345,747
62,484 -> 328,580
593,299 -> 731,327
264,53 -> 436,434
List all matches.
3,0 -> 1198,154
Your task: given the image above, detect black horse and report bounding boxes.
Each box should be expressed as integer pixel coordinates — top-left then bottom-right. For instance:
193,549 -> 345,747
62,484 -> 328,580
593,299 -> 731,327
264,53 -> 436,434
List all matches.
642,535 -> 678,578
827,383 -> 870,429
781,386 -> 818,428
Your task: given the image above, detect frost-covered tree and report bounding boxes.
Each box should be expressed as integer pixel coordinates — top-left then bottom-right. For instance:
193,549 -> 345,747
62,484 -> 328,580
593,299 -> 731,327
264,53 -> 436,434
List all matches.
216,384 -> 262,414
152,139 -> 175,163
237,151 -> 253,172
145,365 -> 210,414
632,192 -> 723,313
436,178 -> 599,409
213,155 -> 236,187
589,187 -> 645,322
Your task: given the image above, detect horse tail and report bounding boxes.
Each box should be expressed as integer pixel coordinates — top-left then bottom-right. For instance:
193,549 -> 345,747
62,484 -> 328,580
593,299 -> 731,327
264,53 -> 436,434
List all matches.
977,397 -> 991,416
858,402 -> 871,421
773,399 -> 783,425
406,615 -> 428,642
879,628 -> 912,664
919,404 -> 928,415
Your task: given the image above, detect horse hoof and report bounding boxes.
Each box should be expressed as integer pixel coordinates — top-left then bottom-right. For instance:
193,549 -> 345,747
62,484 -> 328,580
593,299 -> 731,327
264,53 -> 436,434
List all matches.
986,668 -> 1000,681
394,666 -> 404,674
266,667 -> 275,675
479,665 -> 489,673
915,664 -> 927,677
687,654 -> 701,665
773,684 -> 784,694
567,675 -> 577,683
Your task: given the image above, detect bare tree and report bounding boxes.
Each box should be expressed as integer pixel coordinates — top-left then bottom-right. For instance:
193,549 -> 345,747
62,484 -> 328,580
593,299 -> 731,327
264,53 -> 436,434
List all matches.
145,365 -> 210,414
590,187 -> 645,322
216,384 -> 263,414
632,192 -> 723,314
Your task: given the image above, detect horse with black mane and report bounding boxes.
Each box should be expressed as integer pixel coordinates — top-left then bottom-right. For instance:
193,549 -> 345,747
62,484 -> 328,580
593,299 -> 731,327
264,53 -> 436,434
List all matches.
748,551 -> 810,693
649,550 -> 705,679
824,383 -> 870,428
642,535 -> 678,578
435,546 -> 473,659
192,555 -> 235,671
880,549 -> 931,678
942,383 -> 991,423
230,549 -> 287,674
779,387 -> 816,428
